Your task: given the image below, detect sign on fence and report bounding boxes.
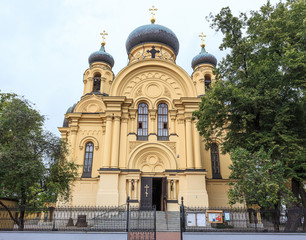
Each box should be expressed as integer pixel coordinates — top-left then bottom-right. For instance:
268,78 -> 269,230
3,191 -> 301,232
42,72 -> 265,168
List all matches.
186,213 -> 206,227
206,210 -> 223,223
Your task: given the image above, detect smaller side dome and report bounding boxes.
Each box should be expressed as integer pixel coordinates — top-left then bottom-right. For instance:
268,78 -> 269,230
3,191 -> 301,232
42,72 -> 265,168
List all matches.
191,47 -> 217,69
62,103 -> 77,127
88,45 -> 114,68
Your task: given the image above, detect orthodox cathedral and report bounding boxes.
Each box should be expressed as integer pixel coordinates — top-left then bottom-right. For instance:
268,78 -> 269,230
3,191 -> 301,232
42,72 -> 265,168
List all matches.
59,8 -> 233,210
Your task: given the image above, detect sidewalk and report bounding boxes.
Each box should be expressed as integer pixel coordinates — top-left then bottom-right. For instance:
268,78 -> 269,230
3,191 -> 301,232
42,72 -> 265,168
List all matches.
183,232 -> 306,240
0,232 -> 127,240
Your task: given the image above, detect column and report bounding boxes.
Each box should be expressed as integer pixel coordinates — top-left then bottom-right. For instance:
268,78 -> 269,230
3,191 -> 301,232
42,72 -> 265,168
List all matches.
193,122 -> 202,169
173,180 -> 177,200
101,77 -> 106,93
70,129 -> 77,159
130,113 -> 136,133
119,117 -> 128,168
134,179 -> 138,200
111,116 -> 121,168
149,110 -> 156,134
186,118 -> 194,169
103,115 -> 112,168
168,179 -> 172,200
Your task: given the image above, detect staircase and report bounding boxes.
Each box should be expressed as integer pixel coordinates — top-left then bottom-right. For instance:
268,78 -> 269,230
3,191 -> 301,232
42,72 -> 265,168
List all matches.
156,211 -> 180,232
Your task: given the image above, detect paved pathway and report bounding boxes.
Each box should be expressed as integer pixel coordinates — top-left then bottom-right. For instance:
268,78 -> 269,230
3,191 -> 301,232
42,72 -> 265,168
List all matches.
0,232 -> 127,240
183,232 -> 306,240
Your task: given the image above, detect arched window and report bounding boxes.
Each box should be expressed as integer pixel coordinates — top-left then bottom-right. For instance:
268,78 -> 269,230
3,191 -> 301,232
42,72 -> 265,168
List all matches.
211,143 -> 222,179
204,75 -> 211,89
157,103 -> 169,141
93,73 -> 101,92
82,142 -> 94,178
137,103 -> 148,141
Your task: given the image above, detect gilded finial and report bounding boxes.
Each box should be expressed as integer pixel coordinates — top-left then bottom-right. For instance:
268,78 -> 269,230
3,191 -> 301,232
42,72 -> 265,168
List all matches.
149,5 -> 158,24
199,32 -> 207,48
100,30 -> 108,46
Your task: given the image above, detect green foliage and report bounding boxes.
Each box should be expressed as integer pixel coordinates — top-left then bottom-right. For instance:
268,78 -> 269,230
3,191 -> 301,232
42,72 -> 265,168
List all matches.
228,148 -> 293,208
0,93 -> 78,207
194,0 -> 305,209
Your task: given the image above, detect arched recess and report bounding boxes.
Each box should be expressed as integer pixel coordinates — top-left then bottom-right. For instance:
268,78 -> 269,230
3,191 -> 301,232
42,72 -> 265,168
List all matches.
79,136 -> 99,150
74,95 -> 106,113
110,60 -> 197,98
128,143 -> 177,172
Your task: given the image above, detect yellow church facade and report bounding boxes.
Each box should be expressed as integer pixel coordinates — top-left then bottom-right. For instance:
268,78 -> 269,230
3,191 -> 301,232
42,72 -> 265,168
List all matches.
59,15 -> 233,211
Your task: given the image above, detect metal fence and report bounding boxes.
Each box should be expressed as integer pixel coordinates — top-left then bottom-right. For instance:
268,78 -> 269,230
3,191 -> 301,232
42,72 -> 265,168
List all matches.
180,197 -> 305,233
0,197 -> 156,240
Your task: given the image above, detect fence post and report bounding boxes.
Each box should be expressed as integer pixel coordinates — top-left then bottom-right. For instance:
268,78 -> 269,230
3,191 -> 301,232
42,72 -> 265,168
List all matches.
126,196 -> 130,232
154,205 -> 156,240
180,196 -> 185,240
254,209 -> 258,232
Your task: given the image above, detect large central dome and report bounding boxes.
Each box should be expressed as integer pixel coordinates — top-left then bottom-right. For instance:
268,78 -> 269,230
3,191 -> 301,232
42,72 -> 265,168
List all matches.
126,24 -> 180,56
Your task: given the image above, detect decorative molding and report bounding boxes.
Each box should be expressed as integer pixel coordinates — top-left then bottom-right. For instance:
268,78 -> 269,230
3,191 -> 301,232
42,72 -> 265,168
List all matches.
164,87 -> 171,98
163,142 -> 176,154
129,141 -> 142,153
123,72 -> 182,97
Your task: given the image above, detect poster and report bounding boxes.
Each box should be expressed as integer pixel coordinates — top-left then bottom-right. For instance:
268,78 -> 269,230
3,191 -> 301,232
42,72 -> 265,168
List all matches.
224,212 -> 230,221
186,213 -> 196,226
196,213 -> 206,226
207,210 -> 223,223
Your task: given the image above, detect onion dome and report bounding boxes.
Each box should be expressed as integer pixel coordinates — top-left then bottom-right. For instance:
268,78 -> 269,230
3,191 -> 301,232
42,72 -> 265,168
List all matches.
192,46 -> 217,69
126,24 -> 180,56
88,30 -> 114,68
62,103 -> 77,127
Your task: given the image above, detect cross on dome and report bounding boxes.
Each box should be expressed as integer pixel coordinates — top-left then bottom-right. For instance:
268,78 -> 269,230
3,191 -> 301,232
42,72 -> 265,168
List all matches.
100,30 -> 108,46
199,32 -> 207,48
149,5 -> 158,23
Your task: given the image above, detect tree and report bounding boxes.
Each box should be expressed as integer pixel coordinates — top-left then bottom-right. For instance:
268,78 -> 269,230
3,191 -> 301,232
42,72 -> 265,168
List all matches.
193,0 -> 305,231
0,93 -> 78,230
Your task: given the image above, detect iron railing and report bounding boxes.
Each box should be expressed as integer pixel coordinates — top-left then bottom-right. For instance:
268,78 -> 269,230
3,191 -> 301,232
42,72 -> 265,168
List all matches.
179,197 -> 306,233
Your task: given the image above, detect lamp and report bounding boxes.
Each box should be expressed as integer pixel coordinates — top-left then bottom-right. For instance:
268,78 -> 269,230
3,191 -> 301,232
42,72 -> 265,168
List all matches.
170,180 -> 174,191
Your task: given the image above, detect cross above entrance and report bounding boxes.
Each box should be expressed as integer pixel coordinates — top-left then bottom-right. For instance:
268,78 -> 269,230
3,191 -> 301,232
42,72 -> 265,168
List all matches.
144,184 -> 150,197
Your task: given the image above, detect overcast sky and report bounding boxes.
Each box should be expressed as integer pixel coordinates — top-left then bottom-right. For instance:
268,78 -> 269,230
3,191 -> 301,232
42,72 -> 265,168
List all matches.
0,0 -> 281,136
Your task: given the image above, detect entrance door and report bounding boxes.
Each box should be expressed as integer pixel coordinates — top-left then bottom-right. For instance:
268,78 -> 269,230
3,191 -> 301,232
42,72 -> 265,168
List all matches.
140,177 -> 153,210
141,177 -> 167,211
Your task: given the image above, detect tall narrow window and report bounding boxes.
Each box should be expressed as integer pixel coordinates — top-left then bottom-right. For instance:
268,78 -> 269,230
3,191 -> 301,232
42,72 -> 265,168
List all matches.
204,75 -> 211,89
211,143 -> 221,179
82,142 -> 94,178
93,73 -> 101,92
137,103 -> 148,141
157,103 -> 169,141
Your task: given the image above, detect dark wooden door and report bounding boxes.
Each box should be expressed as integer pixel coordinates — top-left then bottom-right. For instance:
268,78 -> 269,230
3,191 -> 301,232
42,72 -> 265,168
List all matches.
162,177 -> 167,211
140,177 -> 153,210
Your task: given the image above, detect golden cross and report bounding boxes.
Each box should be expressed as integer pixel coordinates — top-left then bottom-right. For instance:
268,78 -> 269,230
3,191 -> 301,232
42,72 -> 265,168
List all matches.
149,5 -> 158,23
100,30 -> 108,46
144,184 -> 150,197
199,32 -> 207,47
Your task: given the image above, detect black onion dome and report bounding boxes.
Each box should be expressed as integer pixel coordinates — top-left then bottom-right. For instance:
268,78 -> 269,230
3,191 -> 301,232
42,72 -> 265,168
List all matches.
191,47 -> 217,69
88,45 -> 114,68
126,24 -> 179,56
62,103 -> 77,127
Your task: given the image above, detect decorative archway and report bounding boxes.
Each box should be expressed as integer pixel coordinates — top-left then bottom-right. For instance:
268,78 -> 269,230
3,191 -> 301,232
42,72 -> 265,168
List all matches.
128,143 -> 177,172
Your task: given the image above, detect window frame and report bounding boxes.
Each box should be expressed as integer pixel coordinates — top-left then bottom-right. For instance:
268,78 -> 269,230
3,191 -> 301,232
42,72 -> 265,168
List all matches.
93,73 -> 101,92
82,142 -> 94,178
137,103 -> 148,141
211,143 -> 222,179
157,103 -> 169,141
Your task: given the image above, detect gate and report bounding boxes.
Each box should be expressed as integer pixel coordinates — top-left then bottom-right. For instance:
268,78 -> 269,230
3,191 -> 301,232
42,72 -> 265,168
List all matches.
127,197 -> 156,240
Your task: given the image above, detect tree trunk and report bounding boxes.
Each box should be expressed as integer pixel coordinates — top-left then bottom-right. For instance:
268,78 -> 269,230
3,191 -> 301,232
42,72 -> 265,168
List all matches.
285,208 -> 302,232
18,205 -> 25,231
271,209 -> 280,232
284,178 -> 303,232
0,200 -> 20,227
